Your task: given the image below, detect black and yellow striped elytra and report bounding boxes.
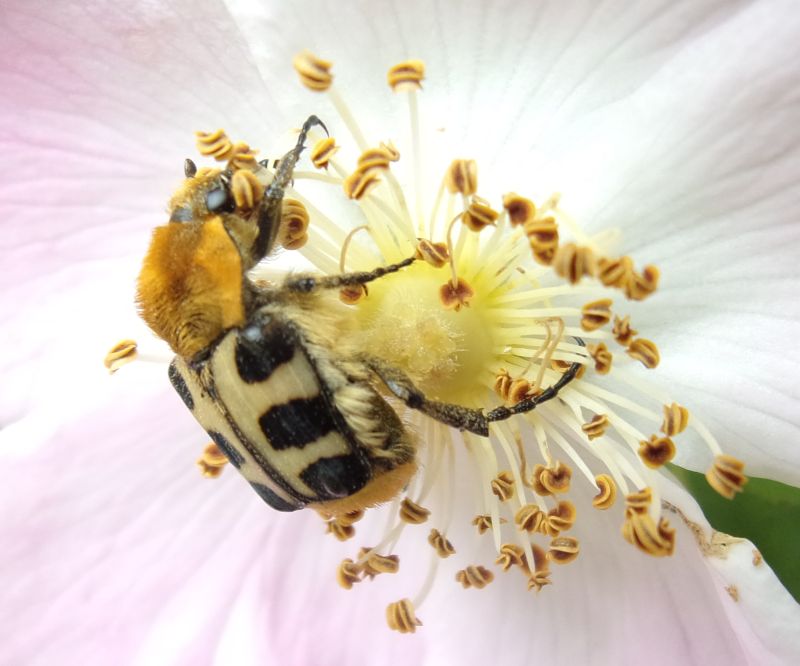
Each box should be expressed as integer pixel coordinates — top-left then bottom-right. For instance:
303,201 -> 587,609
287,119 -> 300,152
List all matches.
169,307 -> 412,511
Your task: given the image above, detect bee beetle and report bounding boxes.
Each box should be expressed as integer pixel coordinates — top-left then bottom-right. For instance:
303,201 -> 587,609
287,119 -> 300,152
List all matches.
137,116 -> 582,517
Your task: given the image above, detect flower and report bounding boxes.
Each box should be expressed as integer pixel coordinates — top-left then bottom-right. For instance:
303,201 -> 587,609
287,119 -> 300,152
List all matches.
1,1 -> 799,665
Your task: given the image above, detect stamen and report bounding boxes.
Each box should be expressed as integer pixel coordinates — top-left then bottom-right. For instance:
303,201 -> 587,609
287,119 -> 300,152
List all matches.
553,243 -> 597,284
515,504 -> 545,533
587,342 -> 613,374
638,435 -> 677,469
444,159 -> 477,196
545,500 -> 577,537
359,549 -> 400,577
661,402 -> 690,436
326,520 -> 356,542
490,471 -> 515,502
196,442 -> 228,478
462,196 -> 499,232
503,193 -> 536,227
292,51 -> 333,91
580,298 -> 613,331
337,559 -> 362,590
343,166 -> 381,200
195,129 -> 234,161
548,536 -> 580,564
472,515 -> 503,535
104,339 -> 137,373
496,543 -> 528,572
231,169 -> 263,211
399,497 -> 431,524
414,239 -> 449,268
592,474 -> 617,509
524,214 -> 559,266
582,413 -> 610,440
612,315 -> 637,346
706,455 -> 748,499
386,599 -> 422,634
310,137 -> 338,169
527,545 -> 552,591
428,529 -> 455,558
455,565 -> 494,589
626,338 -> 660,369
387,60 -> 425,92
532,461 -> 572,495
278,199 -> 310,250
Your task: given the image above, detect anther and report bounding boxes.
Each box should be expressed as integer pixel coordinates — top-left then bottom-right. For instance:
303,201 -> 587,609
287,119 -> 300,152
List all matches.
472,515 -> 503,534
612,315 -> 637,346
337,510 -> 365,526
227,142 -> 259,171
553,243 -> 597,284
343,166 -> 381,200
358,142 -> 400,172
524,215 -> 559,266
279,199 -> 310,250
581,298 -> 613,331
548,536 -> 580,564
597,256 -> 634,291
231,169 -> 263,211
638,434 -> 676,469
399,497 -> 431,524
626,338 -> 660,369
310,137 -> 338,169
496,543 -> 527,572
462,196 -> 499,232
515,504 -> 545,533
627,265 -> 660,301
491,470 -> 515,501
444,159 -> 478,196
661,402 -> 690,436
428,529 -> 455,558
358,547 -> 400,578
546,500 -> 577,537
706,455 -> 748,499
293,51 -> 333,91
625,488 -> 653,515
592,474 -> 617,509
587,342 -> 613,374
387,60 -> 425,92
415,239 -> 449,268
337,559 -> 362,590
196,442 -> 228,478
439,277 -> 474,311
527,545 -> 552,591
326,520 -> 356,542
386,599 -> 422,634
455,565 -> 494,589
503,193 -> 536,226
582,414 -> 610,440
622,511 -> 675,557
551,358 -> 587,380
195,129 -> 234,161
104,339 -> 137,373
532,461 -> 572,495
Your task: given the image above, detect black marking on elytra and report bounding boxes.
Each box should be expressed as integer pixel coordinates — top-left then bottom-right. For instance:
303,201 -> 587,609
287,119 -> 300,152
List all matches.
250,482 -> 303,512
259,395 -> 336,450
235,316 -> 296,383
168,361 -> 194,411
300,454 -> 371,500
207,430 -> 244,468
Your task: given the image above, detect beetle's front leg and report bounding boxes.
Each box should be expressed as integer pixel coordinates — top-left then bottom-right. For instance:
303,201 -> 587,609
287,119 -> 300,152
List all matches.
283,256 -> 418,294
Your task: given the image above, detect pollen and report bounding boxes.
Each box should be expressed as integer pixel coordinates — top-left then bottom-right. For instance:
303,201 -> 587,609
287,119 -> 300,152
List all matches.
399,497 -> 431,524
491,471 -> 515,501
661,402 -> 690,436
553,243 -> 597,284
310,137 -> 338,169
582,414 -> 610,440
548,536 -> 580,564
462,196 -> 499,232
626,337 -> 660,368
386,599 -> 422,634
387,60 -> 425,92
279,199 -> 310,250
456,565 -> 494,589
231,169 -> 263,211
444,159 -> 477,196
293,51 -> 333,91
104,339 -> 137,373
706,455 -> 748,499
580,298 -> 613,331
196,442 -> 228,478
592,475 -> 617,510
428,529 -> 455,558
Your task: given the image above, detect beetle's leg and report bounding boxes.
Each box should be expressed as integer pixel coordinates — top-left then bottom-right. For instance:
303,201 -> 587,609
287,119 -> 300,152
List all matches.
253,115 -> 327,262
283,255 -> 418,294
361,338 -> 585,437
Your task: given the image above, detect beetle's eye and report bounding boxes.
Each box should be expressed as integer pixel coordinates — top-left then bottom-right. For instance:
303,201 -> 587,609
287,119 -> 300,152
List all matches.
205,186 -> 235,214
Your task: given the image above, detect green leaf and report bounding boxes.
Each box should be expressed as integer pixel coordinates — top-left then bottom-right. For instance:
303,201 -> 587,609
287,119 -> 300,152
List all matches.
668,464 -> 800,602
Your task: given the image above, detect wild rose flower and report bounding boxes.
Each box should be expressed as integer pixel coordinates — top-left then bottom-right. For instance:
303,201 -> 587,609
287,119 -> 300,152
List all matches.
1,1 -> 799,664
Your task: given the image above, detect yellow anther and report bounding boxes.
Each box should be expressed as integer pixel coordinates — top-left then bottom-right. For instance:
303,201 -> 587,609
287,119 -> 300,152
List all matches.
592,474 -> 617,510
587,342 -> 613,375
553,243 -> 597,284
597,255 -> 634,290
343,166 -> 381,200
326,520 -> 356,542
496,543 -> 527,572
293,50 -> 333,91
491,470 -> 515,502
626,265 -> 660,301
415,239 -> 450,268
532,461 -> 572,495
104,339 -> 137,373
494,370 -> 537,405
386,599 -> 422,634
546,500 -> 577,537
626,337 -> 660,369
515,504 -> 545,533
551,357 -> 587,380
503,193 -> 537,226
661,402 -> 690,436
357,547 -> 400,578
196,442 -> 228,478
612,314 -> 638,346
444,159 -> 477,196
527,544 -> 551,591
622,511 -> 675,557
456,565 -> 494,589
387,60 -> 425,92
524,215 -> 559,266
581,298 -> 613,331
582,413 -> 610,440
548,536 -> 580,564
195,128 -> 234,161
472,514 -> 503,535
625,487 -> 653,515
439,277 -> 474,311
428,529 -> 455,558
227,142 -> 259,171
706,455 -> 748,499
336,559 -> 362,590
310,137 -> 338,169
399,497 -> 431,524
462,196 -> 499,232
638,434 -> 676,469
231,169 -> 263,211
278,198 -> 310,250
336,509 -> 365,526
357,142 -> 401,172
